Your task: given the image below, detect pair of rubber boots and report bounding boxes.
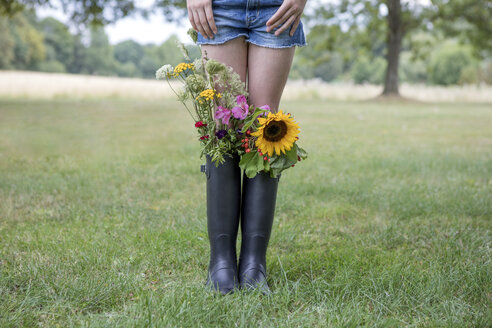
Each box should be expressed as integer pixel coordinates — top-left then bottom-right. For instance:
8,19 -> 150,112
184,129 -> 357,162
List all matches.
204,154 -> 278,294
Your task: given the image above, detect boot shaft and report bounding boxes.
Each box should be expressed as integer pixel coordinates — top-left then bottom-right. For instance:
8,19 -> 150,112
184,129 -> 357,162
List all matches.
205,154 -> 241,266
239,171 -> 279,269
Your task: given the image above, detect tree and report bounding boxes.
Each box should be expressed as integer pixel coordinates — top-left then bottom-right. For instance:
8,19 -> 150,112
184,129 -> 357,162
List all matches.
139,35 -> 183,78
431,0 -> 492,57
114,40 -> 144,65
7,11 -> 46,69
39,17 -> 74,71
82,26 -> 115,75
0,0 -> 137,25
311,0 -> 492,95
429,43 -> 475,86
312,0 -> 425,96
0,16 -> 15,68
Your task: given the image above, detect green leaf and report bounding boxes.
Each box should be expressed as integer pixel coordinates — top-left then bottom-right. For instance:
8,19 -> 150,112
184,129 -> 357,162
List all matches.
285,145 -> 298,164
269,155 -> 286,170
241,108 -> 269,133
270,168 -> 282,178
239,152 -> 260,178
264,159 -> 270,172
297,145 -> 308,160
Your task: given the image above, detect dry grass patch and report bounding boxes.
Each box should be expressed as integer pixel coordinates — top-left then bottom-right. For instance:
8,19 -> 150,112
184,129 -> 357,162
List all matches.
2,71 -> 492,103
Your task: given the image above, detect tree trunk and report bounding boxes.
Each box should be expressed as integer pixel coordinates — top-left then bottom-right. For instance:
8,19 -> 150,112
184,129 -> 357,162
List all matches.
383,0 -> 403,96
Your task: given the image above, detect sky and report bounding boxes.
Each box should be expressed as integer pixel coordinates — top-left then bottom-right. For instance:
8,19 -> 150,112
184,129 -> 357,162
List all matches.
37,0 -> 431,45
37,0 -> 189,45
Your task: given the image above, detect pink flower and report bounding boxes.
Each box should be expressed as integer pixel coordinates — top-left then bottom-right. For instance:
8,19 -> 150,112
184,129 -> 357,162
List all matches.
232,95 -> 249,120
259,104 -> 271,117
215,106 -> 232,125
236,95 -> 249,108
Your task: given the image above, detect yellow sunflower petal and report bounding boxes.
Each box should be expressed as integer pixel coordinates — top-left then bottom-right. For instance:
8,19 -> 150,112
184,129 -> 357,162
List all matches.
253,110 -> 300,157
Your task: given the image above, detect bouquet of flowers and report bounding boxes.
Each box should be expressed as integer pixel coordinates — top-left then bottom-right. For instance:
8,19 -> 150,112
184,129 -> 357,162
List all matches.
156,29 -> 307,178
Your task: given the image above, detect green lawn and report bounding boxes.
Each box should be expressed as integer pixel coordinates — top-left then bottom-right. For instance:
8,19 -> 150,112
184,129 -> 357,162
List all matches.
0,98 -> 491,327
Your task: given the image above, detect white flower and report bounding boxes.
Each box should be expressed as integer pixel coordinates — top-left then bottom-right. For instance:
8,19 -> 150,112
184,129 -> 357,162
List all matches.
193,58 -> 203,72
156,64 -> 173,80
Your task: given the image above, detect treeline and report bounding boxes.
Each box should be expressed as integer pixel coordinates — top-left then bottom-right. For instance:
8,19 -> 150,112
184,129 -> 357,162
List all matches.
292,25 -> 492,86
0,11 -> 199,79
1,10 -> 491,85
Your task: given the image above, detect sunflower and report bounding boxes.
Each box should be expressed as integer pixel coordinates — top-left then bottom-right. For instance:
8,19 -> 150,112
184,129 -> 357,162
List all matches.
251,111 -> 300,156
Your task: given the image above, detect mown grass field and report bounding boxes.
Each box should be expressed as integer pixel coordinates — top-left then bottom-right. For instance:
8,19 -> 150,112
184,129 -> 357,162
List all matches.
0,98 -> 491,327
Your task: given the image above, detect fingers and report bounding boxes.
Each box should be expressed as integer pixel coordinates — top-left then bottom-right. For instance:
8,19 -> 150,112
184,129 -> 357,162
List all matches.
266,0 -> 306,37
290,15 -> 301,36
204,5 -> 217,34
266,3 -> 289,28
188,9 -> 198,32
275,14 -> 297,36
187,1 -> 216,39
266,7 -> 295,33
192,10 -> 208,39
197,9 -> 215,38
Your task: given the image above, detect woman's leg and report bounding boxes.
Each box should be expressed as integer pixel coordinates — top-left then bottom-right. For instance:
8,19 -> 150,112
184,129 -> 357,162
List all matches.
247,44 -> 296,110
201,37 -> 248,83
200,37 -> 248,294
239,45 -> 296,292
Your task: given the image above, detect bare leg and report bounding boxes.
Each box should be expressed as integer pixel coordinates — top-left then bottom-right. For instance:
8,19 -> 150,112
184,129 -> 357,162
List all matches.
247,44 -> 295,111
201,37 -> 248,83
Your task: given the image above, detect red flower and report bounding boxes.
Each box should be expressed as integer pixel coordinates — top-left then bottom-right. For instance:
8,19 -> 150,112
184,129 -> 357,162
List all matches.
195,121 -> 207,128
200,135 -> 209,140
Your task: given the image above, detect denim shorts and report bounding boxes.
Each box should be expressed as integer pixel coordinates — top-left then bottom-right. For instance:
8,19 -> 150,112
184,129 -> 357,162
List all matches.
196,0 -> 307,48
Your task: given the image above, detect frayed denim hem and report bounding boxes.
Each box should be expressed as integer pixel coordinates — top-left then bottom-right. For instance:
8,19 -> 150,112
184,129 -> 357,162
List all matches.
198,36 -> 308,49
197,34 -> 249,46
246,39 -> 308,49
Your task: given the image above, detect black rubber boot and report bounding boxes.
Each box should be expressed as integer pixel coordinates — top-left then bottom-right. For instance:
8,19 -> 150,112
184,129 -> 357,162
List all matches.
238,171 -> 279,293
204,155 -> 241,295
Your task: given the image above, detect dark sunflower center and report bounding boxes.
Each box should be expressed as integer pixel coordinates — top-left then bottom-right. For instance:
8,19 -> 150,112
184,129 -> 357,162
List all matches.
264,120 -> 287,142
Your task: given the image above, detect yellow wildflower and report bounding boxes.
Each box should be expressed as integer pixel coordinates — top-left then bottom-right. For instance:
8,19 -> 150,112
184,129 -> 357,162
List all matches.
197,89 -> 218,102
173,63 -> 194,77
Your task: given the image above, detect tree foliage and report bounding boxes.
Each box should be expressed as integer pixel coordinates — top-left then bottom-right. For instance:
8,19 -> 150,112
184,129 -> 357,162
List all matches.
431,0 -> 492,57
429,43 -> 475,86
0,1 -> 490,86
0,0 -> 137,25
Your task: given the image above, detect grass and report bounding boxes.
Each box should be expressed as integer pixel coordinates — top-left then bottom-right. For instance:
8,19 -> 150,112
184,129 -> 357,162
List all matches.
0,98 -> 491,327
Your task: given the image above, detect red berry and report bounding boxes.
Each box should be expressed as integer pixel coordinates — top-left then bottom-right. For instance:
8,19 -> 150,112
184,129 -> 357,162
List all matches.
298,156 -> 301,161
244,138 -> 249,142
246,130 -> 251,135
264,156 -> 268,160
246,149 -> 251,153
291,164 -> 295,167
259,152 -> 263,156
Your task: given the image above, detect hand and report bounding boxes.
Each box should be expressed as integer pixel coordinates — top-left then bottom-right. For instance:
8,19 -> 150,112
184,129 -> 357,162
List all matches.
266,0 -> 307,37
187,0 -> 217,39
